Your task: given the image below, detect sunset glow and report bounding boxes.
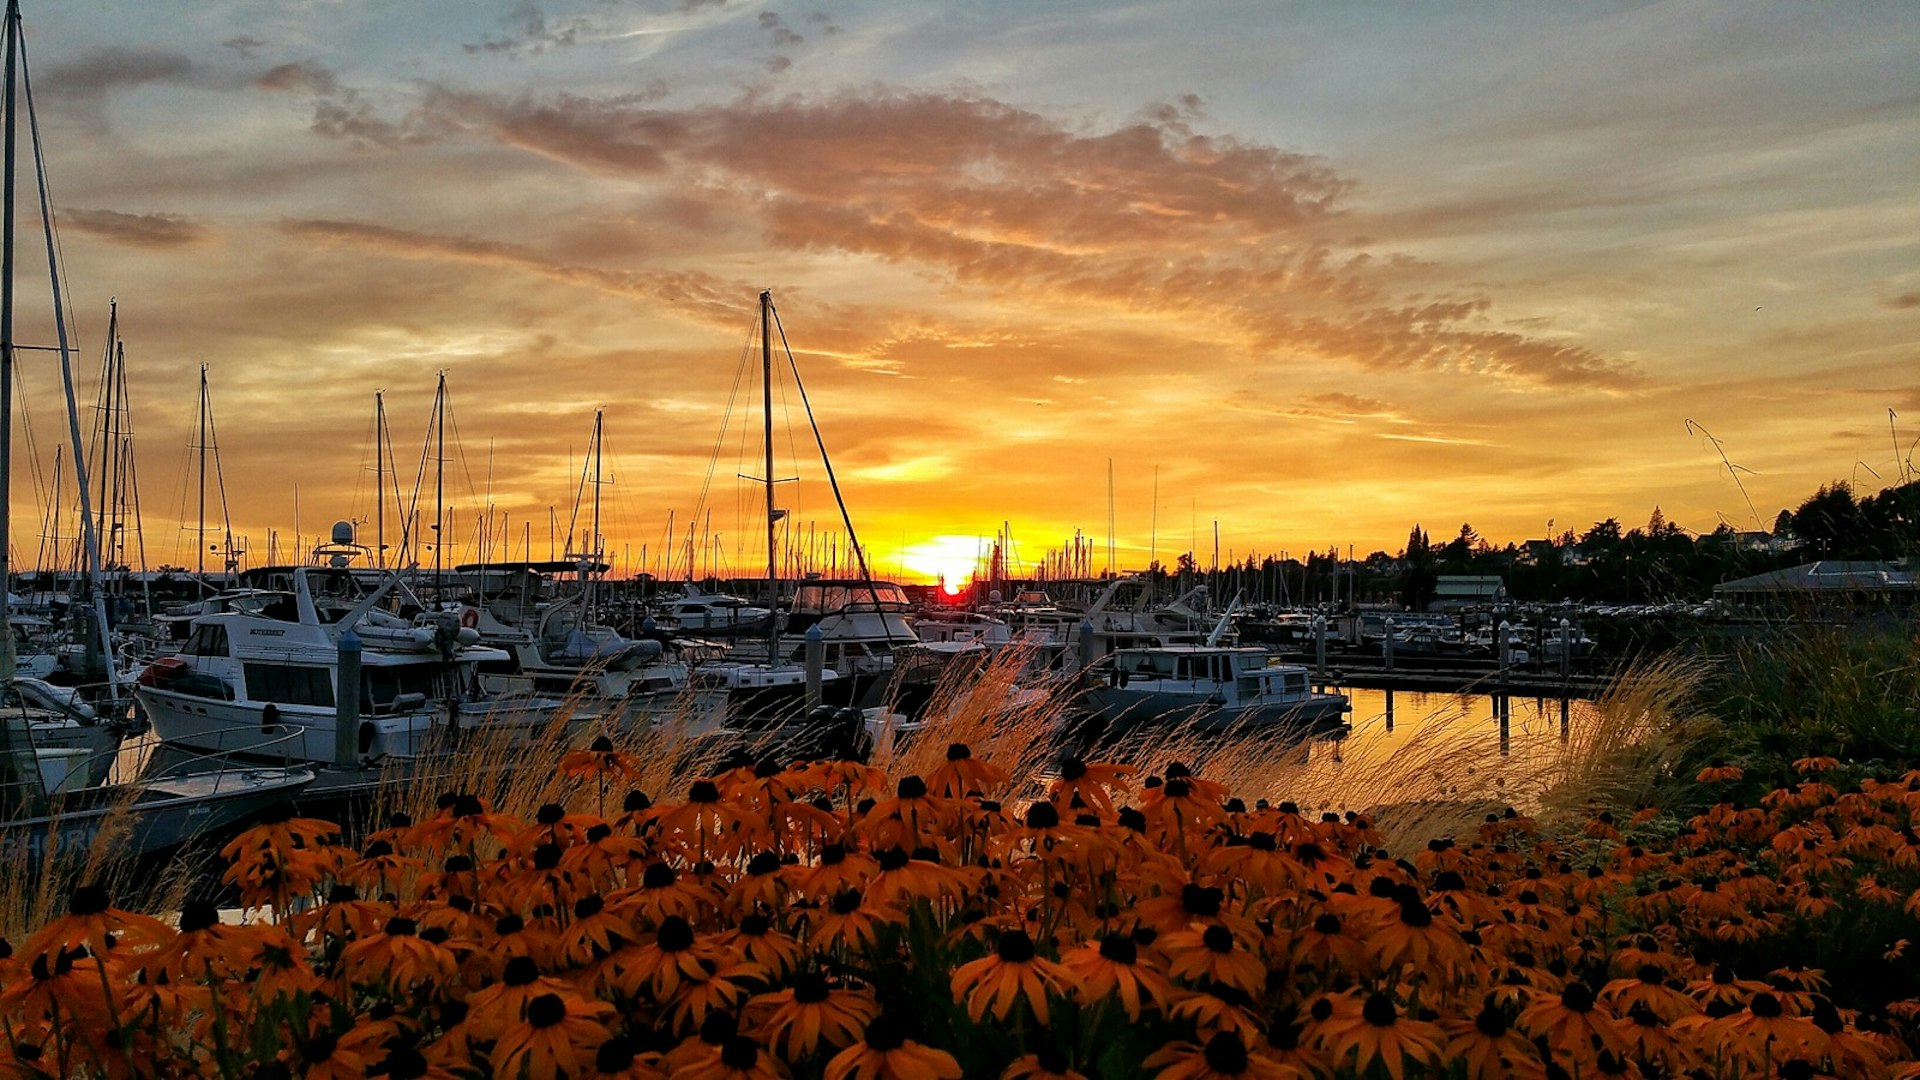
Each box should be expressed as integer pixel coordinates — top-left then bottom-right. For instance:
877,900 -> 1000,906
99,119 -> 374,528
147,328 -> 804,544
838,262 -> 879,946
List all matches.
5,2 -> 1914,582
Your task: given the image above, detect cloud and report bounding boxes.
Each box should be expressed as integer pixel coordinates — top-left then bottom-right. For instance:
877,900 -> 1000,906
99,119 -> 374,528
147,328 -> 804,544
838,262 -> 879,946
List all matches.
62,208 -> 213,249
465,1 -> 599,57
222,36 -> 267,58
40,47 -> 198,131
306,84 -> 1630,390
1885,291 -> 1920,310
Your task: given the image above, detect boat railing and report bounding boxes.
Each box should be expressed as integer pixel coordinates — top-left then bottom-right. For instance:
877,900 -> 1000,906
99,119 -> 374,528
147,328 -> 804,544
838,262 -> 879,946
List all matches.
2,724 -> 310,820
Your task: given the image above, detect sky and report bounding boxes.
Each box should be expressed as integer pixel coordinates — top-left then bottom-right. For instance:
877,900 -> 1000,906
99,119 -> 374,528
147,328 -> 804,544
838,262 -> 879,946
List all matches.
3,0 -> 1915,585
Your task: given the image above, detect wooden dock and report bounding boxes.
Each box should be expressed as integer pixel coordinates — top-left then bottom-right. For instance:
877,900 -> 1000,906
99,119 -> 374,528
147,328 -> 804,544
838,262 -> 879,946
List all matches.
1310,660 -> 1611,699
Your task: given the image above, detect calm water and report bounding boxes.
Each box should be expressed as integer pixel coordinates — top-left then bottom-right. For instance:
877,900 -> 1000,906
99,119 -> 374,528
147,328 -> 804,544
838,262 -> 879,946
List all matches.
1213,685 -> 1606,818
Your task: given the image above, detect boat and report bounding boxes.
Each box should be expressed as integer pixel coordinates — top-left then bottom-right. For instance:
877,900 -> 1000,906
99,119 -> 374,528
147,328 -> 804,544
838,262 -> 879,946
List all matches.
131,565 -> 538,763
1082,645 -> 1350,735
450,560 -> 725,735
0,719 -> 313,862
656,584 -> 775,636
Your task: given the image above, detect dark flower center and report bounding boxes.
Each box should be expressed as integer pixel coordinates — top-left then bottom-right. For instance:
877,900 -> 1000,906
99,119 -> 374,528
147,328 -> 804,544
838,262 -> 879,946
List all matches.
301,1033 -> 338,1063
503,956 -> 541,986
1561,983 -> 1595,1012
496,914 -> 524,935
898,776 -> 928,800
1202,1031 -> 1248,1073
946,742 -> 972,761
537,802 -> 566,825
383,917 -> 416,937
69,885 -> 110,917
526,993 -> 567,1028
864,1014 -> 907,1052
1060,757 -> 1088,781
575,895 -> 604,919
178,900 -> 220,933
688,780 -> 720,803
656,917 -> 695,952
830,889 -> 864,915
1363,993 -> 1399,1026
1098,935 -> 1138,964
877,847 -> 910,871
793,971 -> 831,1003
1182,883 -> 1223,917
997,930 -> 1037,963
739,914 -> 771,936
1750,992 -> 1783,1018
643,862 -> 677,889
595,1036 -> 635,1072
720,1036 -> 760,1069
1163,778 -> 1191,799
1202,925 -> 1235,954
1475,1005 -> 1507,1037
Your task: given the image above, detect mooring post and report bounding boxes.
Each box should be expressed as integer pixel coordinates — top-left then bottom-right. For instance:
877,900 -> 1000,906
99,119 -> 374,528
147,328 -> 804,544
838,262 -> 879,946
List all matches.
334,629 -> 361,768
804,624 -> 824,710
1384,687 -> 1395,731
1497,620 -> 1511,687
1077,620 -> 1096,672
1559,617 -> 1571,681
1312,614 -> 1327,684
1382,617 -> 1395,672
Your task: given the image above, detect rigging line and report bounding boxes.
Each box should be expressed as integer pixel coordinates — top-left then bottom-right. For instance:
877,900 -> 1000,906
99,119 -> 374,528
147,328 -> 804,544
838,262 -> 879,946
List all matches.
769,302 -> 896,646
690,319 -> 754,538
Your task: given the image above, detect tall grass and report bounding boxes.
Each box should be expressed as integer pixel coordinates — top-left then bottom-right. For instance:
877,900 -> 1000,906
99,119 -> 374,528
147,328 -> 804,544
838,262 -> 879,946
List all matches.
1696,621 -> 1920,778
878,650 -> 1712,850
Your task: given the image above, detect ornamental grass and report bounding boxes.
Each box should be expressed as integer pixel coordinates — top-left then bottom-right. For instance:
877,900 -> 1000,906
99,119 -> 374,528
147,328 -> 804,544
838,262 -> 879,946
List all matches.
9,737 -> 1920,1078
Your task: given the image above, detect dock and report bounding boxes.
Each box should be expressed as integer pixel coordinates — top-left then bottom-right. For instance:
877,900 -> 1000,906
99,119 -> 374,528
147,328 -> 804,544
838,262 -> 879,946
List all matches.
1316,661 -> 1611,699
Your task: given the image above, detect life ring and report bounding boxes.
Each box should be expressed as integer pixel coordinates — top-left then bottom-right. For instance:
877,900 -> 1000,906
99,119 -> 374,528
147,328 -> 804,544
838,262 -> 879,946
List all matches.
459,607 -> 480,630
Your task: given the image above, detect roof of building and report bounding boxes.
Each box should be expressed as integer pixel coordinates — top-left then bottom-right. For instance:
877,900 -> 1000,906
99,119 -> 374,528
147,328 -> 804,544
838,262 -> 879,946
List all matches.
1714,560 -> 1915,595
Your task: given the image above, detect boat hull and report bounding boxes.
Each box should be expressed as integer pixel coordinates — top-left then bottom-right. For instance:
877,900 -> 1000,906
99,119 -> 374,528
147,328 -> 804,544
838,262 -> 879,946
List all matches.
1,765 -> 315,861
135,686 -> 441,762
1083,686 -> 1350,734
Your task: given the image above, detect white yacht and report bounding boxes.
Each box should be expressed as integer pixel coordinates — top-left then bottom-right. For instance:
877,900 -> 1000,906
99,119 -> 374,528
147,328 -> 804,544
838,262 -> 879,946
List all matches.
658,585 -> 774,636
132,567 -> 528,762
1083,644 -> 1350,735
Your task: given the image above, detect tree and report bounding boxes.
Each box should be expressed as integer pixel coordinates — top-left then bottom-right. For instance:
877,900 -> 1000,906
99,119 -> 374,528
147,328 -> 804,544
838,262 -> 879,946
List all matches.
1791,482 -> 1863,556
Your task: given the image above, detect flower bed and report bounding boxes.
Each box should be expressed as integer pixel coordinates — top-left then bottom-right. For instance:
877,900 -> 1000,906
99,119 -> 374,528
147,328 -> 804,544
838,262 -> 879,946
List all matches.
2,747 -> 1917,1078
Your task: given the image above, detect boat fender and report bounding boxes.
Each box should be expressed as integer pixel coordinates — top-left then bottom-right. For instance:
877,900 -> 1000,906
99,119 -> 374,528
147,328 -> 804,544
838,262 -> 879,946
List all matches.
136,656 -> 190,687
261,701 -> 279,733
459,607 -> 480,630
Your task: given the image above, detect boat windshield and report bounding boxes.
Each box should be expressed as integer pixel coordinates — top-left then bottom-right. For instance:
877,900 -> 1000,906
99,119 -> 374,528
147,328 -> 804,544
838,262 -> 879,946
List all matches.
790,583 -> 910,614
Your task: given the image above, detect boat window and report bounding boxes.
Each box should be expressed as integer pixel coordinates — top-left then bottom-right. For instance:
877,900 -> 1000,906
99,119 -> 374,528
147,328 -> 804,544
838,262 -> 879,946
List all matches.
243,663 -> 335,708
1283,673 -> 1306,694
1148,653 -> 1177,677
364,664 -> 449,714
184,623 -> 229,657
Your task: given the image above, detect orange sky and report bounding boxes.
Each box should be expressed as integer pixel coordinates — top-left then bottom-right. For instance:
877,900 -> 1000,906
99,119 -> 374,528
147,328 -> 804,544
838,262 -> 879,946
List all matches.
4,1 -> 1916,584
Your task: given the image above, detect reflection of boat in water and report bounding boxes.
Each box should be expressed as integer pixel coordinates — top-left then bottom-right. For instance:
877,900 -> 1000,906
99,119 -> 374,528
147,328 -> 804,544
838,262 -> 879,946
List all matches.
1,723 -> 314,862
1084,645 -> 1350,735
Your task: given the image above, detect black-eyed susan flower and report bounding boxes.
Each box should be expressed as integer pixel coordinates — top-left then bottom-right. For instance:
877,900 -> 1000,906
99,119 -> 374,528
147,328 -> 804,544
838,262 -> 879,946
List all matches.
949,929 -> 1072,1024
823,1013 -> 960,1080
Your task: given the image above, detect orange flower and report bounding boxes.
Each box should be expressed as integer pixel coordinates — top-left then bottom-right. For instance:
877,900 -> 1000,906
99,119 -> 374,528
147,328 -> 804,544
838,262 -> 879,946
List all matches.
1695,762 -> 1744,783
20,884 -> 170,969
1310,992 -> 1442,1080
926,743 -> 1008,798
752,971 -> 879,1059
492,991 -> 616,1080
1061,934 -> 1176,1020
1162,924 -> 1266,995
1441,1003 -> 1545,1080
1143,1031 -> 1296,1079
823,1014 -> 961,1080
1517,982 -> 1618,1068
949,929 -> 1073,1024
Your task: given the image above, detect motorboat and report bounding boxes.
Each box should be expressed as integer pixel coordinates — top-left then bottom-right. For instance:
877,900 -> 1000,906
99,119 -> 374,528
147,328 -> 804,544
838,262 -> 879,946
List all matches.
1082,645 -> 1350,735
132,566 -> 535,763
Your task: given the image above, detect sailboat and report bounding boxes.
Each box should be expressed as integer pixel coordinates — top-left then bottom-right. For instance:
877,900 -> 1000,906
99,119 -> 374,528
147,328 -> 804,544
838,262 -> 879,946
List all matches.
0,1 -> 314,850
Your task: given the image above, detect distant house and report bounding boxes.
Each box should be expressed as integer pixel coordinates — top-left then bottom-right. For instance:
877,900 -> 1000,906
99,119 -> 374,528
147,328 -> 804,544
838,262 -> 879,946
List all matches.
1432,575 -> 1505,611
1713,560 -> 1915,613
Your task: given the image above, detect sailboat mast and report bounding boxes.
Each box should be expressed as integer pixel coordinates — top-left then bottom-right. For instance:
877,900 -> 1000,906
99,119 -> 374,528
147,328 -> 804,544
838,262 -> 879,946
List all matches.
197,364 -> 207,579
0,0 -> 17,679
374,390 -> 385,569
434,371 -> 445,591
761,289 -> 778,666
